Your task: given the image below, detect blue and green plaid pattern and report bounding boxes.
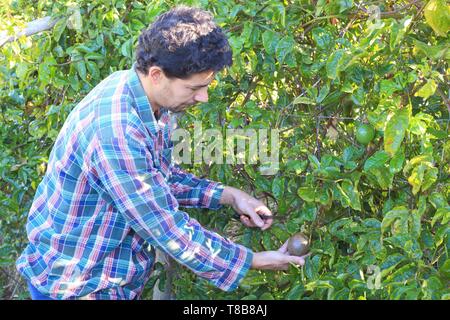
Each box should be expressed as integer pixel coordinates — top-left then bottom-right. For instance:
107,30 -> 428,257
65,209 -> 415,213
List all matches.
16,65 -> 253,300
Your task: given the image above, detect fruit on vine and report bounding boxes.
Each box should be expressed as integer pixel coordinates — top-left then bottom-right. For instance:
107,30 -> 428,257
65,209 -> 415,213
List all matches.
355,123 -> 375,145
287,232 -> 310,256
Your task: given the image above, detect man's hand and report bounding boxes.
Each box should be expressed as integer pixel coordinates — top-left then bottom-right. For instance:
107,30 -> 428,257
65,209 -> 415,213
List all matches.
251,240 -> 310,270
220,186 -> 273,231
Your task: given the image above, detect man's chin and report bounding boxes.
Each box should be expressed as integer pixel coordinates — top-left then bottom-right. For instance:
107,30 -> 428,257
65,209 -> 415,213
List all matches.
177,104 -> 195,112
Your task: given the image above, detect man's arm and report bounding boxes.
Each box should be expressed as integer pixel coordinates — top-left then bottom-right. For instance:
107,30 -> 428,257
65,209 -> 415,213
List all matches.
90,133 -> 252,292
167,165 -> 224,209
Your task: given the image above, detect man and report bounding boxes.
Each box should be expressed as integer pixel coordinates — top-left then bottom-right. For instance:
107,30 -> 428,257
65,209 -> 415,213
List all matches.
16,6 -> 307,300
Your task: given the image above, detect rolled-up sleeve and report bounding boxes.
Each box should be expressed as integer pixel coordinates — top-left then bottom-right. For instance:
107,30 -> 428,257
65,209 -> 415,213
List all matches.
89,133 -> 253,291
168,165 -> 224,209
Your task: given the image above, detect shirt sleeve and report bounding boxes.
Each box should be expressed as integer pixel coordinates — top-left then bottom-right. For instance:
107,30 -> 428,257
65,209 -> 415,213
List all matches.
89,133 -> 253,292
167,165 -> 224,209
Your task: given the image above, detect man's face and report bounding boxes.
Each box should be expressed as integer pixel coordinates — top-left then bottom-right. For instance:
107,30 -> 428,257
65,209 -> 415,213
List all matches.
156,69 -> 215,113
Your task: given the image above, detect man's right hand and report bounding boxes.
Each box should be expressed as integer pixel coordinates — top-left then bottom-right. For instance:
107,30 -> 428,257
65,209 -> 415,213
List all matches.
251,240 -> 310,270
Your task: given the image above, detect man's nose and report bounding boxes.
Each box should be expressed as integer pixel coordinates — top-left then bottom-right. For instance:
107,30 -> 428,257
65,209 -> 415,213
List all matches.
194,88 -> 208,103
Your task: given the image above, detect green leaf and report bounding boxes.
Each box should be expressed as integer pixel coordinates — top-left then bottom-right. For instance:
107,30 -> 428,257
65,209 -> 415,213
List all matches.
380,79 -> 402,96
338,0 -> 353,13
410,116 -> 428,136
293,96 -> 315,105
384,106 -> 410,157
412,39 -> 450,60
262,30 -> 278,55
317,83 -> 330,103
86,61 -> 100,80
407,163 -> 426,195
431,207 -> 450,227
427,127 -> 449,139
285,159 -> 308,174
422,276 -> 443,294
276,36 -> 295,64
424,0 -> 450,37
326,49 -> 345,80
311,27 -> 333,50
410,210 -> 423,239
381,206 -> 409,234
308,154 -> 321,169
286,284 -> 305,300
403,154 -> 433,173
74,60 -> 87,81
53,18 -> 67,42
429,192 -> 449,209
363,151 -> 390,171
336,180 -> 361,211
259,292 -> 275,300
317,188 -> 331,206
407,163 -> 437,195
389,150 -> 405,174
386,263 -> 416,283
414,79 -> 438,99
67,7 -> 83,31
272,176 -> 285,199
421,166 -> 438,192
298,187 -> 316,202
305,280 -> 333,290
389,18 -> 412,51
85,52 -> 105,60
121,39 -> 133,58
272,3 -> 286,27
439,259 -> 450,279
16,62 -> 29,81
303,202 -> 318,221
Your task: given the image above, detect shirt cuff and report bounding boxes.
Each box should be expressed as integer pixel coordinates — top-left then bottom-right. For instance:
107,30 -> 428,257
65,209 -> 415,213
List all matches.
200,181 -> 224,210
216,244 -> 254,292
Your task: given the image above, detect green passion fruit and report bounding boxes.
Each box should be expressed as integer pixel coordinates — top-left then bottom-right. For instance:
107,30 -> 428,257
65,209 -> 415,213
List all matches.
355,123 -> 375,145
287,232 -> 310,257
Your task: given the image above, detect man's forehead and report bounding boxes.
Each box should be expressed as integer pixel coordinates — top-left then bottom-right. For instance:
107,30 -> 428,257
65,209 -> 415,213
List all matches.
185,70 -> 216,86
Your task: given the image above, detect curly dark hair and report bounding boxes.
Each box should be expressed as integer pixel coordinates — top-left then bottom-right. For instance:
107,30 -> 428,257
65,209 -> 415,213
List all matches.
135,6 -> 232,79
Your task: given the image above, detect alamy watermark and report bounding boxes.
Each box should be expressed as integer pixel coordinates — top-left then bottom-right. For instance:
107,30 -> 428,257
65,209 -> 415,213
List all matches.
170,121 -> 280,175
366,265 -> 382,290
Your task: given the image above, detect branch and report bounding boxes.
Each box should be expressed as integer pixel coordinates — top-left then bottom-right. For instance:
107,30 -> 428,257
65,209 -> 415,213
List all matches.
0,16 -> 62,48
436,86 -> 450,115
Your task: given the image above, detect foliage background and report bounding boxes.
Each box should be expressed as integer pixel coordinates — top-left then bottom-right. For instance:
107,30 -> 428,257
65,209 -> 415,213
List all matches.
0,0 -> 449,300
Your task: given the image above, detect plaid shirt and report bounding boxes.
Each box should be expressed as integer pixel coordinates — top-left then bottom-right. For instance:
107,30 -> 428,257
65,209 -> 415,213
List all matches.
16,65 -> 253,300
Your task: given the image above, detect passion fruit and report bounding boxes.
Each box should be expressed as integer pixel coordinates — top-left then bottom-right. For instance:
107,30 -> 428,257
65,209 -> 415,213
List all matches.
287,232 -> 310,257
355,123 -> 375,145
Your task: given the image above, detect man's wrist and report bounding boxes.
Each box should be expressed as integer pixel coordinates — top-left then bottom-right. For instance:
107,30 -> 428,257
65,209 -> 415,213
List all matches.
219,186 -> 236,206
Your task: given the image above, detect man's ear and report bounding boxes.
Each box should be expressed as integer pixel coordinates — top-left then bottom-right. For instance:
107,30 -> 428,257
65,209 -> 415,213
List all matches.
148,66 -> 164,85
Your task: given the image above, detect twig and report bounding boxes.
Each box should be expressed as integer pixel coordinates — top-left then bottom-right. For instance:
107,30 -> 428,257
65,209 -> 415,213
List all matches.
315,104 -> 322,161
55,58 -> 83,67
435,86 -> 450,115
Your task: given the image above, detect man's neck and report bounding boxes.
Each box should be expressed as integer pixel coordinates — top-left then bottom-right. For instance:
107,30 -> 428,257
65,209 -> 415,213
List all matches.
136,69 -> 161,119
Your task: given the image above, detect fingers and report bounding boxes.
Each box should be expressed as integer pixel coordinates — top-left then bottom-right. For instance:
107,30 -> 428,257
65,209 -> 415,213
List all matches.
278,240 -> 289,253
240,214 -> 256,227
255,204 -> 272,217
286,255 -> 306,267
254,205 -> 273,230
272,254 -> 307,270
